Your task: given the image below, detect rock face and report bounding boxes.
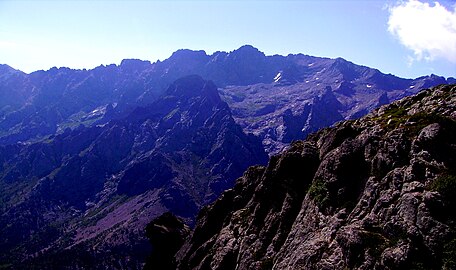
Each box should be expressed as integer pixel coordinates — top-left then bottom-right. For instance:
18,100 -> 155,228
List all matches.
0,76 -> 267,268
221,58 -> 452,154
0,61 -> 160,145
173,84 -> 456,269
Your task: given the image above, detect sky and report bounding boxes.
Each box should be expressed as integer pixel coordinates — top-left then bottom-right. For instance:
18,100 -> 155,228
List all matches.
0,0 -> 455,79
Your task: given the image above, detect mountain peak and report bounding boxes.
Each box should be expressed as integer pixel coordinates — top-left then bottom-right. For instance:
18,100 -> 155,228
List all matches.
169,49 -> 208,62
331,57 -> 356,69
0,64 -> 23,76
230,45 -> 265,58
120,59 -> 152,71
236,44 -> 259,51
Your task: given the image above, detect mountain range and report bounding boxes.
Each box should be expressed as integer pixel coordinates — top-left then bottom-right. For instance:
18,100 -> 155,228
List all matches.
0,45 -> 454,268
1,45 -> 453,153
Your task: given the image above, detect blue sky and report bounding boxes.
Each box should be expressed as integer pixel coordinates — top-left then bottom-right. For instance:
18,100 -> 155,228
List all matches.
0,0 -> 455,78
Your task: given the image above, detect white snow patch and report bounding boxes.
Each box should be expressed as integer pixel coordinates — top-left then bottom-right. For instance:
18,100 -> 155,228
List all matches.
366,84 -> 372,88
409,85 -> 415,88
274,72 -> 282,83
308,63 -> 314,66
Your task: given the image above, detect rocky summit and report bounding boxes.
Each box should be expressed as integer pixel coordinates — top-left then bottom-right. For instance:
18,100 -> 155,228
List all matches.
0,75 -> 267,268
157,84 -> 456,269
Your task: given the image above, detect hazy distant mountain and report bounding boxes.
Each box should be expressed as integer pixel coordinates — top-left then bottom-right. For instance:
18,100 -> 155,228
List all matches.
0,45 -> 452,153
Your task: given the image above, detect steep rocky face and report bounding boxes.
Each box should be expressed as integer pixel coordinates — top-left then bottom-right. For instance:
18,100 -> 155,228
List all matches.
0,60 -> 160,145
220,57 -> 452,154
0,76 -> 267,268
173,84 -> 456,269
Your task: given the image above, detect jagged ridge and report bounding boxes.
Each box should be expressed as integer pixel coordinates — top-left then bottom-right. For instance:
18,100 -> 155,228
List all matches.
1,46 -> 452,153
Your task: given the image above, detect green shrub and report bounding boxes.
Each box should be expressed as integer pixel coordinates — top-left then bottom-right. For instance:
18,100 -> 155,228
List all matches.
443,238 -> 456,269
308,179 -> 328,207
259,256 -> 273,269
429,174 -> 456,212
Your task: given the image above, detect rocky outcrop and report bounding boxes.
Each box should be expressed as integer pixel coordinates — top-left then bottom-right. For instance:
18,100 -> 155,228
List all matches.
173,84 -> 456,269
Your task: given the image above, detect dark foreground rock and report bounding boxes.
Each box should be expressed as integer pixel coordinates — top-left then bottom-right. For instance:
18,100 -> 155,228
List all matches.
144,212 -> 189,270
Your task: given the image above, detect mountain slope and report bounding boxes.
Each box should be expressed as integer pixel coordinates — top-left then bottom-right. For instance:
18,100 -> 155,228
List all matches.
0,75 -> 267,268
220,57 -> 451,153
0,60 -> 161,145
171,84 -> 456,269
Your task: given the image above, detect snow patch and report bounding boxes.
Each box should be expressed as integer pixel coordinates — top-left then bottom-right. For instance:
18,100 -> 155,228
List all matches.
274,72 -> 282,83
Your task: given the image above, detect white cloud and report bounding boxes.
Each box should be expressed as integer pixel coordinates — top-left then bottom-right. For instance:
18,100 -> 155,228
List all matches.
388,0 -> 456,63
